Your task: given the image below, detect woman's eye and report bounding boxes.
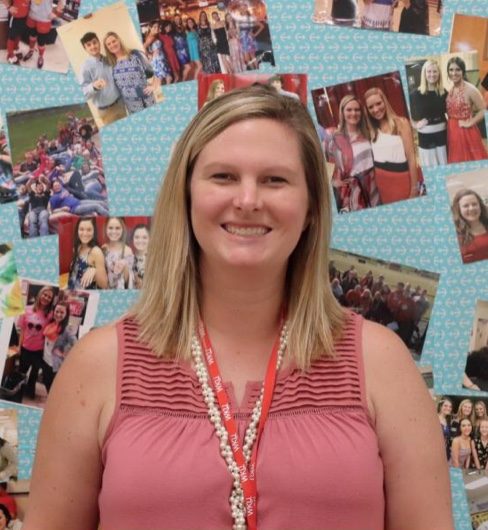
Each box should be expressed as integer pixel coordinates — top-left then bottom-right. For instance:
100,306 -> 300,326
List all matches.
212,173 -> 234,182
266,176 -> 287,184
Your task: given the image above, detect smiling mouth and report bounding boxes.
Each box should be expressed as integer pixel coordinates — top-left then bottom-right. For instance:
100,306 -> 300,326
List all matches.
222,224 -> 270,236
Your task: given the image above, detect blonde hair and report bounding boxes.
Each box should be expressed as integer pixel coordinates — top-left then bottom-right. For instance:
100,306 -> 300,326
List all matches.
364,87 -> 398,142
455,398 -> 475,425
129,85 -> 346,369
205,79 -> 225,102
418,59 -> 445,96
103,32 -> 131,67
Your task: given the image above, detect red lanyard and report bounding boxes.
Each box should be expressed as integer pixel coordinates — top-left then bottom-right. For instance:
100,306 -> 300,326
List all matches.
197,318 -> 284,530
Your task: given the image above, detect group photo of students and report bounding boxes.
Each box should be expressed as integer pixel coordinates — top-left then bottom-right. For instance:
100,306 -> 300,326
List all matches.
312,0 -> 442,36
0,280 -> 98,406
406,51 -> 488,168
137,0 -> 275,85
312,71 -> 424,213
7,104 -> 108,239
329,248 -> 438,358
57,215 -> 151,290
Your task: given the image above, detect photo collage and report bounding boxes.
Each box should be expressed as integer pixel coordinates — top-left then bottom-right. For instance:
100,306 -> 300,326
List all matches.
0,0 -> 485,526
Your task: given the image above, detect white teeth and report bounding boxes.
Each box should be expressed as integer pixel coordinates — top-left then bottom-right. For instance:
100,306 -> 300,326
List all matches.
224,225 -> 269,236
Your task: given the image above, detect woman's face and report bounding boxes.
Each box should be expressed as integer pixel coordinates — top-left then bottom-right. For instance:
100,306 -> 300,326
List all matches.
187,18 -> 195,30
215,82 -> 225,97
425,64 -> 439,85
39,288 -> 54,307
133,228 -> 150,253
476,403 -> 486,418
106,218 -> 124,243
458,194 -> 481,224
190,118 -> 309,273
461,401 -> 473,416
150,23 -> 159,35
365,93 -> 386,122
342,99 -> 362,128
105,35 -> 122,55
78,220 -> 95,245
54,304 -> 67,323
440,401 -> 452,415
448,62 -> 463,84
461,419 -> 472,436
200,12 -> 208,25
174,15 -> 181,25
480,422 -> 488,437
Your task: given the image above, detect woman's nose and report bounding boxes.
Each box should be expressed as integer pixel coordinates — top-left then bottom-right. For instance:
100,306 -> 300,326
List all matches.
233,179 -> 262,211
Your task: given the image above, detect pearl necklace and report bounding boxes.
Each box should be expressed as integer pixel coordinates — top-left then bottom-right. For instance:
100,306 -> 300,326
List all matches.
191,323 -> 288,530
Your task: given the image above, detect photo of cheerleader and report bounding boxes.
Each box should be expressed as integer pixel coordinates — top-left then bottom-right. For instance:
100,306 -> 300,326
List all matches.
57,215 -> 152,290
6,104 -> 109,239
312,70 -> 424,212
328,248 -> 439,360
312,0 -> 442,36
0,0 -> 80,72
0,280 -> 99,407
446,168 -> 488,265
198,72 -> 307,109
136,0 -> 275,83
463,299 -> 488,392
405,59 -> 447,167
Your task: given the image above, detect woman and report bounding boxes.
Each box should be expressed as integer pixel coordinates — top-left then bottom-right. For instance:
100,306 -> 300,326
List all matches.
450,418 -> 473,468
364,87 -> 420,204
23,86 -> 452,530
131,224 -> 150,290
322,94 -> 380,212
410,59 -> 448,167
42,301 -> 70,392
205,79 -> 225,104
173,15 -> 191,81
211,11 -> 232,73
102,217 -> 134,290
450,398 -> 475,437
17,285 -> 55,399
474,400 -> 488,436
451,189 -> 488,264
143,21 -> 172,87
159,20 -> 181,82
197,11 -> 220,74
361,0 -> 396,30
185,17 -> 202,79
232,5 -> 264,70
437,397 -> 453,460
225,12 -> 245,73
446,56 -> 488,163
472,418 -> 488,470
68,217 -> 108,290
103,32 -> 157,115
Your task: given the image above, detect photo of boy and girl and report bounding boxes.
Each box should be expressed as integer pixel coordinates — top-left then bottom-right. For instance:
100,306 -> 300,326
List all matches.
137,0 -> 275,84
6,104 -> 109,239
312,71 -> 424,214
58,2 -> 164,128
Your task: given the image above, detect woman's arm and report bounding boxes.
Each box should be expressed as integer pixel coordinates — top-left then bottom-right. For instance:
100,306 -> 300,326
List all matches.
472,439 -> 481,469
462,83 -> 486,127
397,117 -> 418,198
363,320 -> 454,530
89,246 -> 108,289
22,326 -> 117,530
450,437 -> 460,467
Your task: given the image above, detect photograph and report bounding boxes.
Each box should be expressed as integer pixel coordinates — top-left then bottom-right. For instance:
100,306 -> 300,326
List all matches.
58,215 -> 151,290
445,166 -> 488,265
136,0 -> 275,86
0,0 -> 80,72
6,103 -> 109,239
0,243 -> 24,319
436,395 -> 488,471
329,248 -> 439,360
405,51 -> 488,167
312,0 -> 442,36
0,117 -> 15,205
57,1 -> 164,128
198,72 -> 307,108
450,13 -> 488,111
463,469 -> 488,530
311,71 -> 425,214
463,299 -> 488,392
0,279 -> 99,408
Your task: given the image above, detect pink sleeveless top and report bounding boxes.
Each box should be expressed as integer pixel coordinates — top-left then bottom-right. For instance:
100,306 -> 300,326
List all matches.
99,312 -> 385,530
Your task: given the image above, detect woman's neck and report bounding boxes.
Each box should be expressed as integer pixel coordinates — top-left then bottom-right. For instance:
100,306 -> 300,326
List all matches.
346,124 -> 359,136
107,241 -> 123,250
427,83 -> 436,91
199,262 -> 286,344
469,220 -> 487,235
